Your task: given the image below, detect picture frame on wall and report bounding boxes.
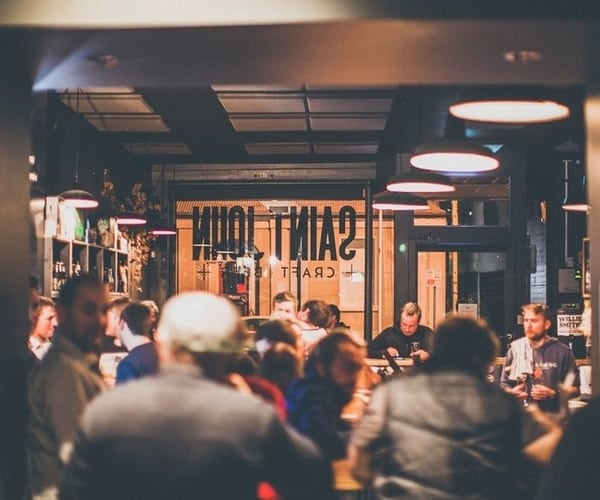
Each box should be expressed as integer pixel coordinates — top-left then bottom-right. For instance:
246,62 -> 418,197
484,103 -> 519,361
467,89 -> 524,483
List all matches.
582,237 -> 590,298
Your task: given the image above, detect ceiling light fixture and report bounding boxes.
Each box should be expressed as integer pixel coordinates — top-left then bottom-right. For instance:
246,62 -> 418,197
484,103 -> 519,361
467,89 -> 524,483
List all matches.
410,144 -> 499,173
115,212 -> 147,226
562,197 -> 589,213
450,100 -> 570,124
372,192 -> 429,211
562,169 -> 589,212
449,86 -> 570,124
151,223 -> 177,236
409,114 -> 499,173
59,89 -> 99,209
386,170 -> 455,193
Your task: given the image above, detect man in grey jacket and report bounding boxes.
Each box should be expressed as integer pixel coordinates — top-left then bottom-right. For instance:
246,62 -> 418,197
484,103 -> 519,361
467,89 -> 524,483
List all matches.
27,274 -> 107,500
60,291 -> 330,500
349,316 -> 562,500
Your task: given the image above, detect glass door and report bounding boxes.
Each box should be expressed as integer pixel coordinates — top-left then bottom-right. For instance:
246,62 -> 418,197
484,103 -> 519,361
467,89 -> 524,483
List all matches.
417,249 -> 507,336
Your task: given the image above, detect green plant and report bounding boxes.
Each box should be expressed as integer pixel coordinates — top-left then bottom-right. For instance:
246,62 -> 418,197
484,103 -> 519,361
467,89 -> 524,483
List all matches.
101,169 -> 159,290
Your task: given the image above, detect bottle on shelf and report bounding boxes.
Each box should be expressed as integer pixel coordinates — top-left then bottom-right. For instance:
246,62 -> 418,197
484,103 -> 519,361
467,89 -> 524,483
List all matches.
72,261 -> 82,277
52,261 -> 59,292
104,267 -> 115,293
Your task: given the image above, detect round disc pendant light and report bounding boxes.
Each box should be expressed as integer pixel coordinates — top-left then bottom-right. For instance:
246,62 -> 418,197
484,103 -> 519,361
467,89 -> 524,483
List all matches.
410,141 -> 499,173
372,192 -> 429,211
449,99 -> 570,124
386,170 -> 455,193
115,212 -> 147,226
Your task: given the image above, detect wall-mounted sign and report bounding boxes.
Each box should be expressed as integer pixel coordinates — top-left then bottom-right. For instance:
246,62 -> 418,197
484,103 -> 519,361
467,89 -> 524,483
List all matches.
457,303 -> 479,319
556,314 -> 582,336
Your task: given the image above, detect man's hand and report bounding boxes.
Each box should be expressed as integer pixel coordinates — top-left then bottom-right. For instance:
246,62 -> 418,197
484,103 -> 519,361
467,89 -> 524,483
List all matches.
506,381 -> 528,400
385,347 -> 399,358
411,349 -> 430,362
530,383 -> 556,400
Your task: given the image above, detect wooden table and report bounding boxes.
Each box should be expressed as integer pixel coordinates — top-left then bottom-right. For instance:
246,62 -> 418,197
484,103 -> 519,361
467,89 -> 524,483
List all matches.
369,356 -> 592,368
332,459 -> 363,491
365,357 -> 415,368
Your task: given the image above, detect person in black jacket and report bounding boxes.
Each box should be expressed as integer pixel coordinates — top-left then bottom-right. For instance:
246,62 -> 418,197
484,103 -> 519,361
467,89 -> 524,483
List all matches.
286,332 -> 365,461
367,302 -> 433,361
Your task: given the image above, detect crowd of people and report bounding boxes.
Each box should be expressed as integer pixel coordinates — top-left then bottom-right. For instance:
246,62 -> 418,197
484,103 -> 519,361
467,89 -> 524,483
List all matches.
18,273 -> 598,499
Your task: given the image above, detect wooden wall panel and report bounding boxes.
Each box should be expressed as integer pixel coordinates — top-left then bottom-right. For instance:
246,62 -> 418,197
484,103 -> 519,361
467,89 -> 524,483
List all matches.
176,203 -> 396,338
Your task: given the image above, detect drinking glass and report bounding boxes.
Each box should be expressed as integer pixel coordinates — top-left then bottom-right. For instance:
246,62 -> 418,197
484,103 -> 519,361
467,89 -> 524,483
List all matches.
410,341 -> 421,355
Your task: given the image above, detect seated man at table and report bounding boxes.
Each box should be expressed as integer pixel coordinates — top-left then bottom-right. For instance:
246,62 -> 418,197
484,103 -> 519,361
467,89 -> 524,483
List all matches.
349,315 -> 563,500
286,332 -> 365,461
501,303 -> 580,415
367,302 -> 433,362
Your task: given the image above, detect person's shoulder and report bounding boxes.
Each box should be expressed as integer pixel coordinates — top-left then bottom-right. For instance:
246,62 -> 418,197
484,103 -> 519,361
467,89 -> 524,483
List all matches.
509,336 -> 527,347
378,325 -> 397,336
418,324 -> 434,334
546,337 -> 575,354
32,346 -> 79,378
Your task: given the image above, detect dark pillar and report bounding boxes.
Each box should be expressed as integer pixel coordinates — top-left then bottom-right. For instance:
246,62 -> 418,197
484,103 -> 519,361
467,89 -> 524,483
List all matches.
0,35 -> 33,499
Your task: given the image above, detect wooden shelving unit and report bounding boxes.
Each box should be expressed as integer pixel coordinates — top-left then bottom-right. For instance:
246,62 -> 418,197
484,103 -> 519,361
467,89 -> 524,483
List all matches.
40,212 -> 130,298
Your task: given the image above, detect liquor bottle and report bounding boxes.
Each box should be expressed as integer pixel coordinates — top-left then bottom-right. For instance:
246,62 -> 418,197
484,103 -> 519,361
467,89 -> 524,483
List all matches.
52,261 -> 59,291
106,267 -> 115,292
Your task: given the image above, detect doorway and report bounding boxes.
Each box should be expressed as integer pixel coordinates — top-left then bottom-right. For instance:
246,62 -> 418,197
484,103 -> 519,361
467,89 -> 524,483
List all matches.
417,249 -> 507,336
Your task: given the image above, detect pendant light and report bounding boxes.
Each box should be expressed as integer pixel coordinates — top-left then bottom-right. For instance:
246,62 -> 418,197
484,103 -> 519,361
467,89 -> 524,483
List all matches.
449,86 -> 570,124
116,212 -> 147,226
59,89 -> 99,209
562,164 -> 589,212
409,114 -> 499,173
562,197 -> 589,212
386,170 -> 455,193
151,220 -> 177,236
372,192 -> 429,211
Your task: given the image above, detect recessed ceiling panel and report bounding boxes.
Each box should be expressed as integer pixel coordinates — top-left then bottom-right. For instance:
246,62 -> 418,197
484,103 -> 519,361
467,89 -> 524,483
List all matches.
310,115 -> 387,131
57,87 -> 134,94
61,92 -> 153,114
307,97 -> 393,113
121,142 -> 192,154
314,142 -> 379,154
305,85 -> 397,92
87,95 -> 154,114
218,94 -> 305,113
211,85 -> 302,92
84,114 -> 170,132
230,116 -> 307,132
245,142 -> 310,155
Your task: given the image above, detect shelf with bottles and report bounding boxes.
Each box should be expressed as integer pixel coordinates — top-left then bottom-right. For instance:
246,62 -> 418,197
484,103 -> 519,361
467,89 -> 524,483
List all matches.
101,247 -> 129,295
41,215 -> 130,298
44,240 -> 130,298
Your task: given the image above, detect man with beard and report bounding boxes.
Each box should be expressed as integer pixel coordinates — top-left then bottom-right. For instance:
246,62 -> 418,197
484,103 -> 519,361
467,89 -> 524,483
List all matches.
286,332 -> 365,461
27,274 -> 107,499
501,303 -> 579,415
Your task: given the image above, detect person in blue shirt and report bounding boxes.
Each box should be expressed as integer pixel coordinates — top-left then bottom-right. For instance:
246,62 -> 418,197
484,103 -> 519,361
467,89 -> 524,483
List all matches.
116,302 -> 159,384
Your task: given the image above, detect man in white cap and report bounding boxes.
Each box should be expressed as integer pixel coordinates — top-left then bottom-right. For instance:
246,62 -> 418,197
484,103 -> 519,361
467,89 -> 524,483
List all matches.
60,292 -> 330,500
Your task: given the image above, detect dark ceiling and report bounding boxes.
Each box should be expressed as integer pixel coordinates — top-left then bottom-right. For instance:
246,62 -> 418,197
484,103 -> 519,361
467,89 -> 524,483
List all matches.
3,5 -> 598,185
54,84 -> 585,168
